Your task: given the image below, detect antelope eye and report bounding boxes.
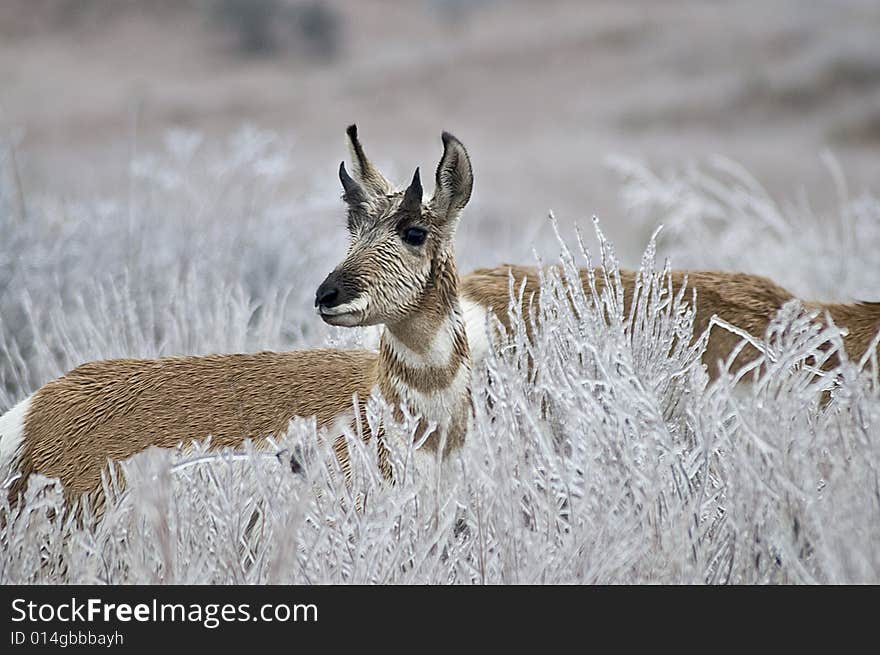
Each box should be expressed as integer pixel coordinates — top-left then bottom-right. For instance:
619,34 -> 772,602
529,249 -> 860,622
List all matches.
402,226 -> 428,246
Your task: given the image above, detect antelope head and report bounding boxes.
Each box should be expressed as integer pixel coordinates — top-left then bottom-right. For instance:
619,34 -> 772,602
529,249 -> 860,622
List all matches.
316,125 -> 473,328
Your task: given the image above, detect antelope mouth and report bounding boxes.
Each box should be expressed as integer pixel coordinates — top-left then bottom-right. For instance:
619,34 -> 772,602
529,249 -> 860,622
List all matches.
317,293 -> 369,327
318,305 -> 364,327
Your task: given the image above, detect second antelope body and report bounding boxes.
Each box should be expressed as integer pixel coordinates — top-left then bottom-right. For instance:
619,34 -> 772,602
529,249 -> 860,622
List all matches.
1,126 -> 878,505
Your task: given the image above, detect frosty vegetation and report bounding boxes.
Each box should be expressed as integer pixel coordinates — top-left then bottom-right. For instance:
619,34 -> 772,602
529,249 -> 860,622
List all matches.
1,130 -> 878,584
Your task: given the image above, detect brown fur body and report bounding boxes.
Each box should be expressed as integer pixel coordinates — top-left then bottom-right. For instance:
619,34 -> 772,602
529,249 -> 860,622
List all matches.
12,349 -> 377,501
461,265 -> 880,376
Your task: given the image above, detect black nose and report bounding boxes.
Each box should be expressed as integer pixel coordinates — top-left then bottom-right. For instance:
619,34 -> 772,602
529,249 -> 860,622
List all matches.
315,281 -> 340,308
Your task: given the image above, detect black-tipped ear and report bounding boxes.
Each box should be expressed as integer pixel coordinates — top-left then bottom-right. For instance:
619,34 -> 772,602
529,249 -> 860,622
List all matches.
345,124 -> 393,197
339,161 -> 368,205
401,167 -> 423,212
431,131 -> 473,222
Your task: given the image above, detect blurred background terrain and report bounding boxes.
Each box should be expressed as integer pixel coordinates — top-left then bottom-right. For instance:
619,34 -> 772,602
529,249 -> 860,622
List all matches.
2,0 -> 879,264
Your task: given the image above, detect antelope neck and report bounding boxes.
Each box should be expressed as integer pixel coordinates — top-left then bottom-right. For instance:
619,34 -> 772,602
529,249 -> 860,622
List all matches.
377,254 -> 471,452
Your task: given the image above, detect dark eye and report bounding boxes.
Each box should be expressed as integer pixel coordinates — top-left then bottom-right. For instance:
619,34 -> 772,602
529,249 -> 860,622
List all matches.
402,227 -> 428,246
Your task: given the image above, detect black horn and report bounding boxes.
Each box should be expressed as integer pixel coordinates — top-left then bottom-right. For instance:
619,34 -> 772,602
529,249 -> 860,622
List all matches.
339,161 -> 367,205
401,167 -> 423,212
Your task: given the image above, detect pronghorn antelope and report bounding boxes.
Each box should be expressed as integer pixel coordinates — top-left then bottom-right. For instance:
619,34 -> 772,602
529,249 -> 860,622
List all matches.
462,266 -> 880,376
2,125 -> 878,510
0,125 -> 480,507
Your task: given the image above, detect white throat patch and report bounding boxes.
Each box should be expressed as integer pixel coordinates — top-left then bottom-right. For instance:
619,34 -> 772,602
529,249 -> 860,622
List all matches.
385,311 -> 461,369
386,364 -> 471,434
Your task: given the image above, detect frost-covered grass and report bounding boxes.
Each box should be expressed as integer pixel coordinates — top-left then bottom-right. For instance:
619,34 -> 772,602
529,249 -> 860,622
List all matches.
1,131 -> 879,584
608,154 -> 880,301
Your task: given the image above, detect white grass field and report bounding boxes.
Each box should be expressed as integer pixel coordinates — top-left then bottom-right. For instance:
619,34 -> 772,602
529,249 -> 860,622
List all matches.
1,131 -> 878,583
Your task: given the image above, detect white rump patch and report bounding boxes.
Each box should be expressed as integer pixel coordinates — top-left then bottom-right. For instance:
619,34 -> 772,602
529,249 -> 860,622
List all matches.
0,395 -> 31,482
461,298 -> 492,365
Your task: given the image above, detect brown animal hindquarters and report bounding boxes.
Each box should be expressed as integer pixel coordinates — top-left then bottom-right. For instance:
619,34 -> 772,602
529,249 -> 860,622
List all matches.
460,265 -> 880,377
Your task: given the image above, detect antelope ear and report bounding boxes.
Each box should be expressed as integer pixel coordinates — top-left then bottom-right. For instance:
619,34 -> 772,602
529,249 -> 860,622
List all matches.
400,167 -> 423,213
346,124 -> 393,197
431,131 -> 473,224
